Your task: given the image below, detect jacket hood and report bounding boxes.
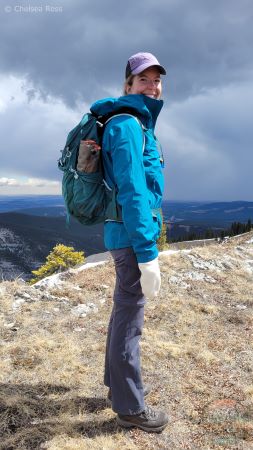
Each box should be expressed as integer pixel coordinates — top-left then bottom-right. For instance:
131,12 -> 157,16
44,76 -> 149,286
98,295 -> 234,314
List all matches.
90,94 -> 163,129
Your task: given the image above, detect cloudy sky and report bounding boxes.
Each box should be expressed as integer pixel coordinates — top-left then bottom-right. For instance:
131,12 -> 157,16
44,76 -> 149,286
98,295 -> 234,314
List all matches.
0,0 -> 252,201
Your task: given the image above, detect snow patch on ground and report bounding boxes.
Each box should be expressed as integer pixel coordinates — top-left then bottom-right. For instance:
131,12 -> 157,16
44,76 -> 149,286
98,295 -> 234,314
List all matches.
160,249 -> 191,257
34,260 -> 109,290
0,228 -> 16,245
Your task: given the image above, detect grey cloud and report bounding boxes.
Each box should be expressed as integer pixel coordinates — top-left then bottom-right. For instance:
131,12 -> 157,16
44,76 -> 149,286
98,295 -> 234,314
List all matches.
159,81 -> 253,200
0,91 -> 75,181
1,0 -> 253,201
0,0 -> 253,106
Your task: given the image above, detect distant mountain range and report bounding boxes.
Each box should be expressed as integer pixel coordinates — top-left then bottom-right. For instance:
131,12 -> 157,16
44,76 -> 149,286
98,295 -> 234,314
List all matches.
0,195 -> 65,216
162,200 -> 253,240
162,200 -> 253,226
0,196 -> 253,280
1,196 -> 253,226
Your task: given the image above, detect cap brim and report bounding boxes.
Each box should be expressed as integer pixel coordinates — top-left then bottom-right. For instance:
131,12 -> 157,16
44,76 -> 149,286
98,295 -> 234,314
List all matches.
131,62 -> 166,76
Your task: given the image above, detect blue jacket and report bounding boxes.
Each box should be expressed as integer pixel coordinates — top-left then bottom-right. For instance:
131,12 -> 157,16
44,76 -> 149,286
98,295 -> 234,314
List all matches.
90,94 -> 164,263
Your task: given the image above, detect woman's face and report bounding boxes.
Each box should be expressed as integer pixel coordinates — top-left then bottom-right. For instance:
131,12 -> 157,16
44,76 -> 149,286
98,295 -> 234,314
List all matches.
126,66 -> 162,99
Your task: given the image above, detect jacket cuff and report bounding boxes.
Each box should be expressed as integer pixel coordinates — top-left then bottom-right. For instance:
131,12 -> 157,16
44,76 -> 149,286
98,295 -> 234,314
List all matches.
136,246 -> 158,263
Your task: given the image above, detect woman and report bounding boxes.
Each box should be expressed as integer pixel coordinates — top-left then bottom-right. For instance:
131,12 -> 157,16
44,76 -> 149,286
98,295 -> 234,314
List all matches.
90,52 -> 168,432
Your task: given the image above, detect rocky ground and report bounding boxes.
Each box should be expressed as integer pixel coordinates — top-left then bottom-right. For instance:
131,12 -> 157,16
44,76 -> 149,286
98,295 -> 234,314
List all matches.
0,232 -> 253,449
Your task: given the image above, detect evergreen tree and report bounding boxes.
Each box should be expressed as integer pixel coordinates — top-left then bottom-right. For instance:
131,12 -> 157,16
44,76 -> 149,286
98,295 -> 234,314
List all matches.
220,229 -> 225,239
205,229 -> 215,239
188,232 -> 197,241
246,219 -> 252,232
228,220 -> 253,237
30,244 -> 85,284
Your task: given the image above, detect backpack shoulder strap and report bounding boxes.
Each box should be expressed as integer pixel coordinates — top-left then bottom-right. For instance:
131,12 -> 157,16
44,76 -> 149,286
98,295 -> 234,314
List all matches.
103,113 -> 146,154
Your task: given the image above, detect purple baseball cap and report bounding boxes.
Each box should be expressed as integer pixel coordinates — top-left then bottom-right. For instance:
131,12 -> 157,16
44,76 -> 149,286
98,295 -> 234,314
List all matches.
125,52 -> 166,78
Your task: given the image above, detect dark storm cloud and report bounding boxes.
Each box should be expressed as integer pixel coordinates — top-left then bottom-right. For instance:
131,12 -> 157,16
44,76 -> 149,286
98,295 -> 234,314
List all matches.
159,80 -> 253,200
0,0 -> 252,106
1,0 -> 253,200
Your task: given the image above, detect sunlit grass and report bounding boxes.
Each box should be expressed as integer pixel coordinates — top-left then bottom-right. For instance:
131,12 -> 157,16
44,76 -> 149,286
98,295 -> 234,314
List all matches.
1,232 -> 253,449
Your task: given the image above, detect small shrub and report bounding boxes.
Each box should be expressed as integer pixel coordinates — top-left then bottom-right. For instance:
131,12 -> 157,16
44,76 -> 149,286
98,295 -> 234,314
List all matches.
157,209 -> 168,251
30,244 -> 85,284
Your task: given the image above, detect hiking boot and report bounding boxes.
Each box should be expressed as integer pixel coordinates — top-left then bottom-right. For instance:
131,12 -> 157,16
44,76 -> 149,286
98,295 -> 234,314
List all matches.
116,405 -> 169,433
107,384 -> 151,407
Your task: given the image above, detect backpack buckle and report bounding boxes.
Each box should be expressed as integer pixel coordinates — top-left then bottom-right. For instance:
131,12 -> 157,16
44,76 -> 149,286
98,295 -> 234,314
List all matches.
69,167 -> 79,179
65,146 -> 71,157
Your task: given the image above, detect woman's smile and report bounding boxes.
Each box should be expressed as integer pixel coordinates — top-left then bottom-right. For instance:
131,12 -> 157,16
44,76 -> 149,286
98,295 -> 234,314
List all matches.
127,67 -> 162,99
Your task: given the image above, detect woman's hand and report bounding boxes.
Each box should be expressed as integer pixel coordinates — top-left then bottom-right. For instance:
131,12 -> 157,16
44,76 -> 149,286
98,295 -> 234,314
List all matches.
138,257 -> 161,299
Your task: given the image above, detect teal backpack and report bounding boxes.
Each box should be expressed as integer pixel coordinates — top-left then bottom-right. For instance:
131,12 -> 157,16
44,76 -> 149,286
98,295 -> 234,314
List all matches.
58,110 -> 144,226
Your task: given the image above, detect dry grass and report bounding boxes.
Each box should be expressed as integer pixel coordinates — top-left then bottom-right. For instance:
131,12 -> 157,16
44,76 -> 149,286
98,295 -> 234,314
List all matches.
0,232 -> 253,449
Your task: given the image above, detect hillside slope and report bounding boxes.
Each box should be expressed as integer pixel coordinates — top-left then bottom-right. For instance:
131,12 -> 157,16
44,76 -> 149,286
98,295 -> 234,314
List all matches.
0,213 -> 105,280
0,233 -> 253,449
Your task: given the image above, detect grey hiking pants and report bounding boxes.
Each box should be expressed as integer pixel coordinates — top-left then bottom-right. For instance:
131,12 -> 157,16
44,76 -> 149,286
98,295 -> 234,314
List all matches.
104,247 -> 146,415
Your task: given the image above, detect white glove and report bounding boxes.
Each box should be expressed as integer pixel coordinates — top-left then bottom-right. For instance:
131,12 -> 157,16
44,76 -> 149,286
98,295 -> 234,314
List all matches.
138,257 -> 161,299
